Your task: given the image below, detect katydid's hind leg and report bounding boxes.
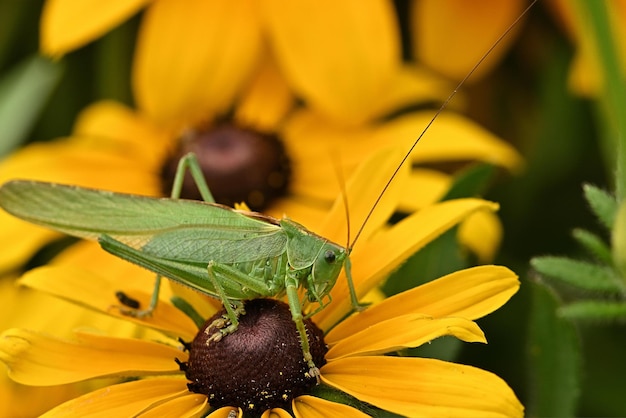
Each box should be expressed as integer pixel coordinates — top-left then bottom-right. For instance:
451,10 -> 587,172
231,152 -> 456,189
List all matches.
115,275 -> 163,318
285,274 -> 321,382
171,152 -> 215,202
204,261 -> 246,343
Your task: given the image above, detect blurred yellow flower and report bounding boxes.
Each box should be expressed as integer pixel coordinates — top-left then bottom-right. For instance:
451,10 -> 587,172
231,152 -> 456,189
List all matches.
548,0 -> 626,97
410,0 -> 527,82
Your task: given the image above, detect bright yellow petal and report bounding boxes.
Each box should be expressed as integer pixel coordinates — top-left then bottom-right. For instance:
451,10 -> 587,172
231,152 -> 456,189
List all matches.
139,392 -> 209,418
318,147 -> 408,246
133,0 -> 262,128
326,265 -> 518,343
321,356 -> 523,417
0,329 -> 184,386
40,378 -> 190,418
398,169 -> 450,211
19,265 -> 198,340
261,409 -> 292,418
0,373 -> 82,418
72,100 -> 174,169
293,395 -> 370,418
326,315 -> 485,359
280,110 -> 376,202
0,137 -> 160,194
316,199 -> 499,330
458,210 -> 503,263
367,64 -> 460,121
411,0 -> 526,82
373,112 -> 524,172
40,0 -> 151,57
234,57 -> 294,133
209,407 -> 240,418
262,0 -> 400,124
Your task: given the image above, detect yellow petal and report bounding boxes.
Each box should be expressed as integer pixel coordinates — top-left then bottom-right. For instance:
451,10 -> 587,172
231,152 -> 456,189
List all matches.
261,409 -> 292,418
373,112 -> 524,172
321,356 -> 523,417
398,169 -> 450,211
139,392 -> 209,418
318,147 -> 408,246
234,57 -> 294,133
0,374 -> 82,418
0,217 -> 59,273
133,0 -> 262,128
19,265 -> 198,340
262,0 -> 400,124
292,395 -> 370,418
411,0 -> 526,82
326,315 -> 485,359
366,64 -> 459,121
72,101 -> 174,169
41,378 -> 190,418
326,265 -> 518,343
458,210 -> 503,263
0,137 -> 159,194
210,408 -> 240,418
0,328 -> 184,386
316,199 -> 498,330
280,110 -> 377,202
41,0 -> 151,57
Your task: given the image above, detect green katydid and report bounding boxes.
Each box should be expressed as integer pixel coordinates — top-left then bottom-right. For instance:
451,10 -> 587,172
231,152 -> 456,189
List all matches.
0,0 -> 536,381
0,154 -> 360,379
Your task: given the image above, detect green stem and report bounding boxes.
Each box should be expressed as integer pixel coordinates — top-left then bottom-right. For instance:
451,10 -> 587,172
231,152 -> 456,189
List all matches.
576,0 -> 626,201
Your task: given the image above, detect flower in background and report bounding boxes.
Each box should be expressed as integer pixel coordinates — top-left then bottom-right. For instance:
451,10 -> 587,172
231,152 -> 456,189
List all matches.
0,150 -> 523,416
547,0 -> 626,97
410,0 -> 527,82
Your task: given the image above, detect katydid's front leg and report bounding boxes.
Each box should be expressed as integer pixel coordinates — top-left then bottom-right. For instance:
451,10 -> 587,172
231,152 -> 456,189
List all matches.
203,261 -> 277,343
285,272 -> 321,382
116,153 -> 215,318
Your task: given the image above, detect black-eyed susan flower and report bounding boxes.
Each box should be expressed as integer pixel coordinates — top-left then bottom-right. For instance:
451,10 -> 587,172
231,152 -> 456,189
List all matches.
0,149 -> 522,416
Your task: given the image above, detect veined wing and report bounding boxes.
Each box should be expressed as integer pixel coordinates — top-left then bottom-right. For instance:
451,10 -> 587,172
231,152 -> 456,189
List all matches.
0,180 -> 286,263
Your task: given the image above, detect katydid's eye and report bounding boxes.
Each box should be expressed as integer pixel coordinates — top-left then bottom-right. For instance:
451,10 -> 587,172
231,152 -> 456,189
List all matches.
324,250 -> 336,264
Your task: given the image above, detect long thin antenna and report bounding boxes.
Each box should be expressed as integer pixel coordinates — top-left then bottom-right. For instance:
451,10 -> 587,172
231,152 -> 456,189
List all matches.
349,0 -> 538,250
331,154 -> 352,251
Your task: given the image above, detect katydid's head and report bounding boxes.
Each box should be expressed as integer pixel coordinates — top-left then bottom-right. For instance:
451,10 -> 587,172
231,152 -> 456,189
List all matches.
306,242 -> 346,304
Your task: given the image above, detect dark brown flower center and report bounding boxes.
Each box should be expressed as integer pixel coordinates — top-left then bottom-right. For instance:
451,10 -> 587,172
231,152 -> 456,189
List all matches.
180,299 -> 327,414
161,124 -> 290,211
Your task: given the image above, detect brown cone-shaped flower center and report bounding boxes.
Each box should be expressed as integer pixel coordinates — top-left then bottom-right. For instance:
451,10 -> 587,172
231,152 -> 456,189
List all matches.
162,124 -> 290,211
182,299 -> 327,414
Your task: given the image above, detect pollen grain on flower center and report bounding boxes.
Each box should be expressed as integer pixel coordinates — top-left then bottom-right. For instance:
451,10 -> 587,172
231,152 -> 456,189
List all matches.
161,124 -> 290,211
179,299 -> 327,414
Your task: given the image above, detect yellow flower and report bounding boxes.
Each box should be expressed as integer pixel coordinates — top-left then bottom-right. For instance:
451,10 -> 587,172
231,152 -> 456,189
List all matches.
410,0 -> 527,82
547,0 -> 626,97
0,150 -> 523,416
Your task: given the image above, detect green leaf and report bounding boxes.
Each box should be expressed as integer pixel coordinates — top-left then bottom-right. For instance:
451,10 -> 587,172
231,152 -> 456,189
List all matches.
560,301 -> 626,322
0,55 -> 63,157
531,256 -> 623,293
572,228 -> 612,265
527,282 -> 581,417
583,184 -> 617,229
442,163 -> 496,200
